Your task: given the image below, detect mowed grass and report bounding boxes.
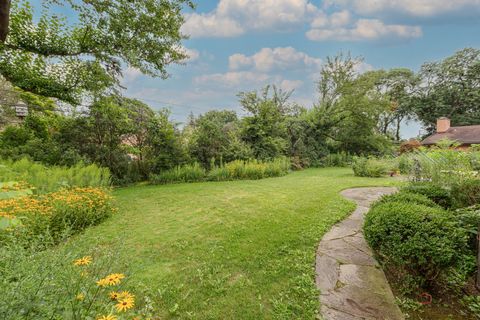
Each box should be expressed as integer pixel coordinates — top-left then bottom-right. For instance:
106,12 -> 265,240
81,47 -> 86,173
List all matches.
66,168 -> 396,319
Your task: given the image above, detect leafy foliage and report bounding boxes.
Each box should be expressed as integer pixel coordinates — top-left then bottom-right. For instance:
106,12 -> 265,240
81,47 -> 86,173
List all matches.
352,157 -> 392,177
409,48 -> 480,132
365,200 -> 469,287
0,0 -> 194,103
0,157 -> 110,194
402,182 -> 452,209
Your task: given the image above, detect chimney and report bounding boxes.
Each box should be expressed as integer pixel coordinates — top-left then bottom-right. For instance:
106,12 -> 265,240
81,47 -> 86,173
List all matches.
437,117 -> 450,133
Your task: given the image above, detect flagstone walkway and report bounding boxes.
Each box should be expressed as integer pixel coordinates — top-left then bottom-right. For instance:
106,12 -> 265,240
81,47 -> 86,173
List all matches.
315,187 -> 404,320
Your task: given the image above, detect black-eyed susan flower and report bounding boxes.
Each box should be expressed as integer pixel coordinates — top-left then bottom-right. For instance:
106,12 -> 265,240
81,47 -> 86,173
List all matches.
115,297 -> 135,312
96,273 -> 125,287
109,291 -> 120,300
73,256 -> 92,266
96,278 -> 110,287
118,291 -> 135,300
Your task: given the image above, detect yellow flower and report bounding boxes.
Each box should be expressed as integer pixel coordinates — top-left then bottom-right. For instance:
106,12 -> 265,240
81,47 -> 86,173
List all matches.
76,293 -> 85,301
96,278 -> 110,287
118,291 -> 135,300
97,315 -> 117,320
115,297 -> 135,312
109,291 -> 120,300
97,273 -> 125,287
73,256 -> 92,266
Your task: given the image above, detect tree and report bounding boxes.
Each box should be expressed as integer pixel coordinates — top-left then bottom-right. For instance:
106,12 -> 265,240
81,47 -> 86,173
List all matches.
410,48 -> 480,132
239,85 -> 291,160
313,54 -> 392,155
372,69 -> 417,141
187,110 -> 250,167
0,0 -> 194,103
146,109 -> 185,173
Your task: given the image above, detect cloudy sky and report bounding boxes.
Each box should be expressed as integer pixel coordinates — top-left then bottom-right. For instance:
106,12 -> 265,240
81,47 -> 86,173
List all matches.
43,0 -> 480,137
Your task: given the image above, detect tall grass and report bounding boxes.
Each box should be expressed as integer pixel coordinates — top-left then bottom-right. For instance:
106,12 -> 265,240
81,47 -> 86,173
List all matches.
0,158 -> 111,194
208,158 -> 291,181
399,149 -> 479,185
320,152 -> 353,167
149,163 -> 206,184
150,158 -> 291,185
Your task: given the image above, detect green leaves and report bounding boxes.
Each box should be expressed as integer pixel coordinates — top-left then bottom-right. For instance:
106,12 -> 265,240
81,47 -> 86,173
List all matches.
0,0 -> 194,103
412,48 -> 480,132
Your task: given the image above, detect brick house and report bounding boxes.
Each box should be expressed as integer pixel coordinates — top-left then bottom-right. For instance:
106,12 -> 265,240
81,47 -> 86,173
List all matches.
421,117 -> 480,149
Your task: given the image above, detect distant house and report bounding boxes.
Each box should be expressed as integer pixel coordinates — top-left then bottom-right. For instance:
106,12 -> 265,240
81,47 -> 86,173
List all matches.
422,117 -> 480,149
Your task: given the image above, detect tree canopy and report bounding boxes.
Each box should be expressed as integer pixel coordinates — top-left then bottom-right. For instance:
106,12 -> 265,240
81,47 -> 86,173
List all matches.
410,48 -> 480,132
0,0 -> 194,103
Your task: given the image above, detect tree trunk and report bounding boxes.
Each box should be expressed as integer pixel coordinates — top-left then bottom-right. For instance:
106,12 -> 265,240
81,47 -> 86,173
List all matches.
0,0 -> 10,43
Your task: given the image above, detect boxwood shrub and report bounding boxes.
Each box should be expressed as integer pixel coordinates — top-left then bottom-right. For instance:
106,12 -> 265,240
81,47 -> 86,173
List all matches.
371,190 -> 440,210
364,201 -> 469,286
402,182 -> 452,208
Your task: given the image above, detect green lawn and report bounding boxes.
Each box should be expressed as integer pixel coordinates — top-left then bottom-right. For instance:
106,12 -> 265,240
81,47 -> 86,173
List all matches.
67,168 -> 396,319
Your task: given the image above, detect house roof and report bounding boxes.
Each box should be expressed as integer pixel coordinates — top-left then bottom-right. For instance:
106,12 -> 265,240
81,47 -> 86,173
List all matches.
422,125 -> 480,145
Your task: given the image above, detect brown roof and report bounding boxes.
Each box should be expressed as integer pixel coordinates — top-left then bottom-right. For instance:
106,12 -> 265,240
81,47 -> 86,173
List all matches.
422,125 -> 480,145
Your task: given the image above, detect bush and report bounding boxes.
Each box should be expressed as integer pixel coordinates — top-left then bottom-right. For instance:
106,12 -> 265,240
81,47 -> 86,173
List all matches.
149,163 -> 206,184
320,152 -> 353,168
451,179 -> 480,209
402,182 -> 452,208
0,187 -> 115,243
352,157 -> 391,177
0,158 -> 111,194
371,190 -> 440,210
364,201 -> 469,287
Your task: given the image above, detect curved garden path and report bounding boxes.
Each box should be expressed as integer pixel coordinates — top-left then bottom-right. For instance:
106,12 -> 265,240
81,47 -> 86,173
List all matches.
315,187 -> 404,320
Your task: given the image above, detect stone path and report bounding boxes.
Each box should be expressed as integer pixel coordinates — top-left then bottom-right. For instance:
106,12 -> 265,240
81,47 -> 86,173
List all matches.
315,187 -> 404,320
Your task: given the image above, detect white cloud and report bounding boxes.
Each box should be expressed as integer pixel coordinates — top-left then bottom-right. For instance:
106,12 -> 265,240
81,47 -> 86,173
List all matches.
182,0 -> 319,38
280,79 -> 304,91
183,48 -> 200,62
229,47 -> 322,72
307,19 -> 422,41
325,0 -> 480,17
122,67 -> 143,84
182,14 -> 244,38
311,10 -> 351,28
194,71 -> 271,88
194,47 -> 318,93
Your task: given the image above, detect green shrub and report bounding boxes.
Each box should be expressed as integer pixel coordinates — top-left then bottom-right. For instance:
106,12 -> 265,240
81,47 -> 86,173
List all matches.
150,163 -> 206,184
371,190 -> 440,210
352,157 -> 391,177
0,158 -> 111,194
364,201 -> 469,287
397,154 -> 414,175
402,182 -> 452,208
451,179 -> 480,208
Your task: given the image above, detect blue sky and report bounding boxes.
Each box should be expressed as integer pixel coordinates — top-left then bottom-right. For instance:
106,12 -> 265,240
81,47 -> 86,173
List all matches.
37,0 -> 480,138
